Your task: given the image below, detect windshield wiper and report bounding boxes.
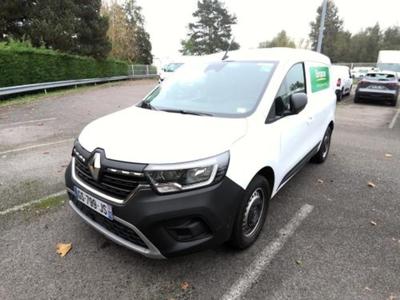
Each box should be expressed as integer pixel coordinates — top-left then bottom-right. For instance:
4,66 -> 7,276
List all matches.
160,108 -> 214,116
140,101 -> 158,111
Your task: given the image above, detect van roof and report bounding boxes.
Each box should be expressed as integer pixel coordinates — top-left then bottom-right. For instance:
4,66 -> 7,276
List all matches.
205,48 -> 331,65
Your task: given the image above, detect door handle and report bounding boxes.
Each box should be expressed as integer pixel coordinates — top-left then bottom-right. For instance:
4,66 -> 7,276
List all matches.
307,116 -> 313,124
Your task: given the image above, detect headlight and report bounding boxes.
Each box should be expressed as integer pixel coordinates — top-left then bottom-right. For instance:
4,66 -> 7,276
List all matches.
144,152 -> 229,193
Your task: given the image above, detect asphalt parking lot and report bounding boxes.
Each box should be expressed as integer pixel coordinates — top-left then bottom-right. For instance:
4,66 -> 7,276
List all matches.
0,81 -> 399,299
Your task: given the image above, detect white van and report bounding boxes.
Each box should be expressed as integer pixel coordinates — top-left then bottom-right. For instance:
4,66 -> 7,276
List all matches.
332,65 -> 352,101
65,48 -> 336,258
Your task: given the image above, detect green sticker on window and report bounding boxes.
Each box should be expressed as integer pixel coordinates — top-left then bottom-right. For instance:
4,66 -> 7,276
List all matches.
310,66 -> 330,92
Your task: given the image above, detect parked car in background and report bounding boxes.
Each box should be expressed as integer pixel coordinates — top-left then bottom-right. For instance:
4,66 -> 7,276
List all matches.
158,56 -> 198,82
65,48 -> 336,258
332,65 -> 352,101
159,62 -> 184,82
377,50 -> 400,79
355,71 -> 399,106
351,67 -> 374,80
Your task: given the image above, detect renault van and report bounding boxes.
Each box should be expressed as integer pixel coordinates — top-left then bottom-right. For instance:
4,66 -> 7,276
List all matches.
65,48 -> 336,259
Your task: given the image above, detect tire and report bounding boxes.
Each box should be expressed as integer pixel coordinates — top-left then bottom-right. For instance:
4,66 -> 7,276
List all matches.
354,94 -> 360,103
312,126 -> 333,164
391,97 -> 398,107
336,90 -> 343,101
229,175 -> 271,250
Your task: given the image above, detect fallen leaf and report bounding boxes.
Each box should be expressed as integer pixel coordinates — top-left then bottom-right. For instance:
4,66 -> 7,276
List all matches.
388,294 -> 396,300
317,179 -> 324,184
367,181 -> 376,188
37,123 -> 44,126
295,260 -> 303,266
56,243 -> 72,257
370,221 -> 377,226
364,287 -> 372,292
385,153 -> 393,158
180,281 -> 190,290
43,151 -> 49,155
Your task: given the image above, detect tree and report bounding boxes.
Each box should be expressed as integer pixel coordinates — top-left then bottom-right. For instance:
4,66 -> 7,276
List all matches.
103,0 -> 152,64
348,24 -> 382,62
71,0 -> 111,59
104,2 -> 129,60
1,0 -> 111,59
382,26 -> 400,50
28,0 -> 77,53
181,0 -> 239,55
124,0 -> 152,64
0,0 -> 32,41
309,0 -> 350,62
259,31 -> 296,48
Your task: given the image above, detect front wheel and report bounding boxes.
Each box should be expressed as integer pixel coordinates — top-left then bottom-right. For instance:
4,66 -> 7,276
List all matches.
229,175 -> 271,250
312,126 -> 333,164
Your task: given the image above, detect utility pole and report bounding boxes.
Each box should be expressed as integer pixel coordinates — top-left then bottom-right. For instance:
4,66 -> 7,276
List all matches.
317,0 -> 328,53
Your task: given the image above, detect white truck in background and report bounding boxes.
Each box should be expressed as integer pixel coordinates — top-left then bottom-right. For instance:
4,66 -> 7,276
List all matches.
377,50 -> 400,80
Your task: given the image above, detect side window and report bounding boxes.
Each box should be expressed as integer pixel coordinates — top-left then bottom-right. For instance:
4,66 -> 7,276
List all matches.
267,63 -> 306,121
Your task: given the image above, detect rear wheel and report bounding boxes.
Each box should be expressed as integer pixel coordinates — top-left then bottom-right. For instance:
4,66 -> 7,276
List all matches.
336,89 -> 343,101
312,126 -> 333,164
229,175 -> 270,250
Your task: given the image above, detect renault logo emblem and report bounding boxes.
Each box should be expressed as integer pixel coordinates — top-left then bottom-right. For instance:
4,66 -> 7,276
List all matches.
88,152 -> 101,181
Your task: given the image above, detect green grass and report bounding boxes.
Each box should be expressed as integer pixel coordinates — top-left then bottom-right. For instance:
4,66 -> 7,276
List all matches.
32,194 -> 66,211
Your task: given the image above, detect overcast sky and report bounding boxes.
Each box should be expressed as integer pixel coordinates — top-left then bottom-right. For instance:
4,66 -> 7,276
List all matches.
136,0 -> 400,60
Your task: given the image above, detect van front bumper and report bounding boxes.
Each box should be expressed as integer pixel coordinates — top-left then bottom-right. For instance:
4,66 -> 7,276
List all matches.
65,162 -> 244,258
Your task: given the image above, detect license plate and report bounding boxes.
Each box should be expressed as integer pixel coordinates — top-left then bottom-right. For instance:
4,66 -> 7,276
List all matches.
74,187 -> 113,220
369,85 -> 384,90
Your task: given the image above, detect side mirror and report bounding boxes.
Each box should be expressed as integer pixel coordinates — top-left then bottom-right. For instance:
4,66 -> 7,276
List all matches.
290,93 -> 308,114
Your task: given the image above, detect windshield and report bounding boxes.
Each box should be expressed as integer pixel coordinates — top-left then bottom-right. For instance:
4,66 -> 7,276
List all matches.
164,63 -> 184,72
378,63 -> 400,73
365,73 -> 396,81
144,61 -> 276,118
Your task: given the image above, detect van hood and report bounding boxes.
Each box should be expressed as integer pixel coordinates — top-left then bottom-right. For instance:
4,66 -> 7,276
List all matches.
78,106 -> 247,164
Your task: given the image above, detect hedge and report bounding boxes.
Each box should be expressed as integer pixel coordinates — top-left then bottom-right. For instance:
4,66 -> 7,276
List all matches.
0,43 -> 129,88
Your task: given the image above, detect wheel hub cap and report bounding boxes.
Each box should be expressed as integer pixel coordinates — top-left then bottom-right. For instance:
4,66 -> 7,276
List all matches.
242,188 -> 265,237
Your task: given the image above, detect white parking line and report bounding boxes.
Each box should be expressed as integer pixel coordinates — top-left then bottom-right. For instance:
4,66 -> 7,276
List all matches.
0,190 -> 67,216
0,117 -> 56,127
221,204 -> 314,300
0,138 -> 74,156
388,108 -> 400,129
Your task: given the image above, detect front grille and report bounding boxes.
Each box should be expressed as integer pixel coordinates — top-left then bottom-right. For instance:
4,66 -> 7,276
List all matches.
72,198 -> 148,249
74,155 -> 148,199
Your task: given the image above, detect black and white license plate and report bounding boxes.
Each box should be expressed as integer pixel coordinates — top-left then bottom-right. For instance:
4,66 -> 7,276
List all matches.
369,85 -> 384,90
74,186 -> 113,220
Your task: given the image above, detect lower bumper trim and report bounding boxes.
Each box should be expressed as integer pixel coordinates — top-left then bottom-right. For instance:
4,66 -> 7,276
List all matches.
69,200 -> 165,259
